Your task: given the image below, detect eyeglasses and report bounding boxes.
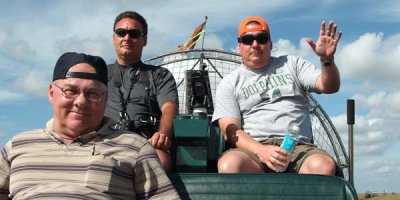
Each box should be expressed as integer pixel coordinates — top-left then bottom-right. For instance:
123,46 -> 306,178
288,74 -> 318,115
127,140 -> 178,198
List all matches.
114,28 -> 144,39
238,32 -> 269,45
52,83 -> 105,103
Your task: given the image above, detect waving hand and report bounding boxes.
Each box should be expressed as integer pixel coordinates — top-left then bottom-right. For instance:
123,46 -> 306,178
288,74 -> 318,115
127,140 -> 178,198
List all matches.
306,21 -> 342,60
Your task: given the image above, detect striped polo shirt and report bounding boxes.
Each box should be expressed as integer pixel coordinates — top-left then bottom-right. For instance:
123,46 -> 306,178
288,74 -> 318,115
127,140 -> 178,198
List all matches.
0,118 -> 180,200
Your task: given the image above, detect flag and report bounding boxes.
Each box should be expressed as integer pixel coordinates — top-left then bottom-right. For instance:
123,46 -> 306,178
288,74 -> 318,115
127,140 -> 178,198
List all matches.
178,16 -> 207,50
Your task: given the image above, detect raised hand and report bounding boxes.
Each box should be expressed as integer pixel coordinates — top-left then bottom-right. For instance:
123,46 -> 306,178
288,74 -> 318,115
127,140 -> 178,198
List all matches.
306,21 -> 342,60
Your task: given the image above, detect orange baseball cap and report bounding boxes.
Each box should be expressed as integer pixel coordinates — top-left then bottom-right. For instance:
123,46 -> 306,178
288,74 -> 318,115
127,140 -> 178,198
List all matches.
238,16 -> 270,37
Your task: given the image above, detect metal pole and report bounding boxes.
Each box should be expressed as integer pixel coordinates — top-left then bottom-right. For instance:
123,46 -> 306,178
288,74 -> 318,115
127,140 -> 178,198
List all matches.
347,99 -> 355,187
200,16 -> 208,50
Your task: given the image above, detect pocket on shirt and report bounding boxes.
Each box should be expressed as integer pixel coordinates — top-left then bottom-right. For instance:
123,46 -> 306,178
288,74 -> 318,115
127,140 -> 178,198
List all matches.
84,155 -> 132,193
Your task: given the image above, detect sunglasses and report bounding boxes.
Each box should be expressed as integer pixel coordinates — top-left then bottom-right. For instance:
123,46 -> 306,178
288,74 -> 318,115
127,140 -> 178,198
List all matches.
238,32 -> 269,45
114,28 -> 144,38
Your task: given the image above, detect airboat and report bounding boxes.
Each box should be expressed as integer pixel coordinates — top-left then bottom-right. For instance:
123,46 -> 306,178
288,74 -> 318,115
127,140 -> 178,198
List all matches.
143,20 -> 358,199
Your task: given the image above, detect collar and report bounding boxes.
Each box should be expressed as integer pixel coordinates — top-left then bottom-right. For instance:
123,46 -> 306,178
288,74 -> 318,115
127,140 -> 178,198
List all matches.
45,117 -> 119,144
115,61 -> 144,69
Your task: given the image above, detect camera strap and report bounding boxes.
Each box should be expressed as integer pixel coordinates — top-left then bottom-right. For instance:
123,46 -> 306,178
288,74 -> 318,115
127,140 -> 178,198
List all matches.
109,62 -> 161,135
112,63 -> 141,122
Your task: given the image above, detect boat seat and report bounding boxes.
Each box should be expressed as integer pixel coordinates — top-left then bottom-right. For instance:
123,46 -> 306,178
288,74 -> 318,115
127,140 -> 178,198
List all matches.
172,113 -> 224,172
168,173 -> 358,200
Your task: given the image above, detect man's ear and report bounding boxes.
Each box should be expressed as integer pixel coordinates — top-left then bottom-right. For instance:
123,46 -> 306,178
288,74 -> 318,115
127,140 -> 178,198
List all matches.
236,44 -> 241,54
112,34 -> 118,44
103,92 -> 109,104
143,35 -> 148,46
48,83 -> 54,104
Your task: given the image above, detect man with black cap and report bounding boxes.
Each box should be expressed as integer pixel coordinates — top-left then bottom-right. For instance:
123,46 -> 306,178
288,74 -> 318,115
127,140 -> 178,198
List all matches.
212,17 -> 343,175
105,11 -> 179,172
0,52 -> 179,199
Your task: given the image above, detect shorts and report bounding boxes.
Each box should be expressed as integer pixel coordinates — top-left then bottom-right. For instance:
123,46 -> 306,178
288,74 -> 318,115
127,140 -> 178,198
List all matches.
221,138 -> 339,174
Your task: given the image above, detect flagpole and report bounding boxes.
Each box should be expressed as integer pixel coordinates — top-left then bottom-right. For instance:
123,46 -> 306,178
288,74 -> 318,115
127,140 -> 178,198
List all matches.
198,16 -> 207,70
201,16 -> 208,50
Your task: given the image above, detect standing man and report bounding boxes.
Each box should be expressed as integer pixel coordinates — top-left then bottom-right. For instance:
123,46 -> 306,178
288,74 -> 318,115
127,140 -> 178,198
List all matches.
212,16 -> 342,175
105,11 -> 178,172
0,52 -> 179,199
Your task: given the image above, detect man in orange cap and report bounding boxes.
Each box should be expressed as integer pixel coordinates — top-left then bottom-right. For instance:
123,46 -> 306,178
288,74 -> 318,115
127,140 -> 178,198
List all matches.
212,16 -> 342,175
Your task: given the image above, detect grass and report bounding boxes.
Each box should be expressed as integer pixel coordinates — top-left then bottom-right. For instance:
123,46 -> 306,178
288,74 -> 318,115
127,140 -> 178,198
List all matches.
358,193 -> 400,200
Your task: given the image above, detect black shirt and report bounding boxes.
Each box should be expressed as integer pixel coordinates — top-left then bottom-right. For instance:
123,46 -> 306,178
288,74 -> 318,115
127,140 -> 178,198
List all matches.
105,62 -> 178,122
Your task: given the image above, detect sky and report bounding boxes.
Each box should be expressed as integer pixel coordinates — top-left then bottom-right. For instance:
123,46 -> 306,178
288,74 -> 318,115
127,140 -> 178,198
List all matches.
1,0 -> 399,193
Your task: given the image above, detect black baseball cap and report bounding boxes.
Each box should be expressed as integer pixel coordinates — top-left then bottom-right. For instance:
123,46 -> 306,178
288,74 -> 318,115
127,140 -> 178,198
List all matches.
52,52 -> 108,85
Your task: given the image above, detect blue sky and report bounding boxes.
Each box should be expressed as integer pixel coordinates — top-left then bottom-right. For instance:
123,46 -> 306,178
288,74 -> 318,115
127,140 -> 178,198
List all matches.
1,0 -> 399,193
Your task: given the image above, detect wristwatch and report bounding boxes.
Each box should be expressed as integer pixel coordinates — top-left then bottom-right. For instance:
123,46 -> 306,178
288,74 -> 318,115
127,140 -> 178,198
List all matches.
320,58 -> 334,67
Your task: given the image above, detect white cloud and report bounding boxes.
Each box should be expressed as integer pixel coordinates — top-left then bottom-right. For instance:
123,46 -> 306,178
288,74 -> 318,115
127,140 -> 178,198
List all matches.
333,112 -> 400,192
12,71 -> 50,98
203,33 -> 224,50
357,158 -> 400,178
337,32 -> 400,84
55,36 -> 114,62
337,33 -> 383,79
144,31 -> 178,58
272,39 -> 297,56
0,29 -> 37,62
0,30 -> 6,45
332,110 -> 399,157
370,0 -> 400,22
272,38 -> 314,59
354,91 -> 400,119
9,40 -> 36,60
0,90 -> 25,103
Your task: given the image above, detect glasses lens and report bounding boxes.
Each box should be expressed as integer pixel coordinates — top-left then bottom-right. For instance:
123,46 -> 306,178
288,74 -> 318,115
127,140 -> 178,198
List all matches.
115,29 -> 128,37
241,35 -> 255,45
128,29 -> 142,38
256,33 -> 269,44
52,83 -> 103,103
85,91 -> 103,102
115,29 -> 143,38
240,33 -> 269,45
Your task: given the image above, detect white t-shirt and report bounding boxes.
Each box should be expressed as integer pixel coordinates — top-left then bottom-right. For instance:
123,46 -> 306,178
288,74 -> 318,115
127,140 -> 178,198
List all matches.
212,55 -> 320,143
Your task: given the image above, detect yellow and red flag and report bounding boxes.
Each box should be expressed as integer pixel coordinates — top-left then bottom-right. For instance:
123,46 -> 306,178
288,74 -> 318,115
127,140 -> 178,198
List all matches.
178,16 -> 207,50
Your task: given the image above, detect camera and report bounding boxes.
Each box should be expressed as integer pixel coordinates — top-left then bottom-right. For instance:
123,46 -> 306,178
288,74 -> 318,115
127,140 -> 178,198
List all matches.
113,119 -> 136,131
112,116 -> 158,139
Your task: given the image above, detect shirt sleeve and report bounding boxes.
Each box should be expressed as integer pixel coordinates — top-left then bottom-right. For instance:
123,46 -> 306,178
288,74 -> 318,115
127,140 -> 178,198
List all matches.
154,67 -> 179,108
292,56 -> 320,92
211,75 -> 241,125
134,142 -> 179,200
0,141 -> 11,199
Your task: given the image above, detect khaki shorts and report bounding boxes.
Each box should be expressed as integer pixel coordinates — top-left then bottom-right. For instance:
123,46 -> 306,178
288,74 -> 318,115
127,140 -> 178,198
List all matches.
221,138 -> 339,174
